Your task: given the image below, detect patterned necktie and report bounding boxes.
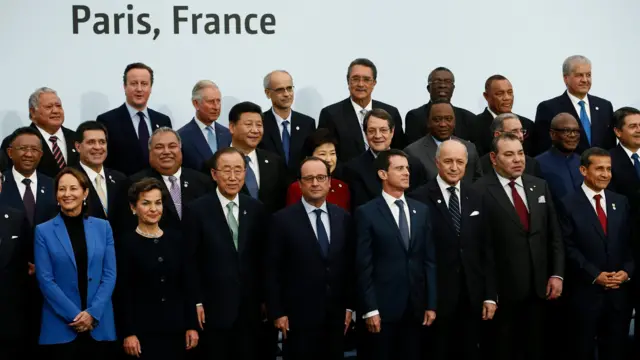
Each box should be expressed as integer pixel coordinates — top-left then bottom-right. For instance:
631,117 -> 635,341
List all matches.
95,174 -> 108,215
594,194 -> 607,236
281,120 -> 291,164
137,112 -> 150,160
226,202 -> 239,249
22,178 -> 36,225
206,126 -> 217,155
359,109 -> 369,150
578,100 -> 591,145
244,156 -> 259,199
49,136 -> 66,169
168,176 -> 182,219
448,186 -> 461,234
395,199 -> 410,250
508,181 -> 529,231
313,209 -> 330,257
632,153 -> 640,179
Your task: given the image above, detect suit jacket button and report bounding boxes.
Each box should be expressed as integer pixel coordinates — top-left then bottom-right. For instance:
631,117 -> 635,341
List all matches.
154,239 -> 159,244
158,256 -> 164,263
161,297 -> 166,302
160,276 -> 166,283
88,278 -> 93,282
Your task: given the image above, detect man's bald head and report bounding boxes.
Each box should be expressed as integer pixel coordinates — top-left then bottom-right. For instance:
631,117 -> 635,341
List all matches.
436,139 -> 468,185
550,112 -> 578,129
549,112 -> 581,153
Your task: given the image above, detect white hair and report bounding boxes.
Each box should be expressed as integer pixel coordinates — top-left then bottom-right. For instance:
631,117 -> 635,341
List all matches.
435,138 -> 468,160
263,70 -> 293,89
562,55 -> 591,76
191,80 -> 219,102
28,87 -> 59,119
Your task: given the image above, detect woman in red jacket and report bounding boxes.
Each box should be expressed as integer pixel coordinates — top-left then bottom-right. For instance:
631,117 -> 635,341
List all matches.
286,129 -> 351,211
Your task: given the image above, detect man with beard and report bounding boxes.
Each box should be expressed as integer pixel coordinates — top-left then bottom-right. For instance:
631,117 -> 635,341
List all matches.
405,67 -> 476,144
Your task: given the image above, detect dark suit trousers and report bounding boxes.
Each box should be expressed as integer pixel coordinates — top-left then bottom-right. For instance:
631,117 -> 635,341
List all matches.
492,296 -> 545,360
365,307 -> 421,360
133,333 -> 186,360
42,333 -> 114,360
0,336 -> 26,360
283,322 -> 344,360
201,319 -> 259,360
256,321 -> 278,360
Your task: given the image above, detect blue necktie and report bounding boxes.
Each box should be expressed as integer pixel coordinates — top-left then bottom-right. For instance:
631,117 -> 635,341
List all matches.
313,209 -> 330,257
282,120 -> 291,164
205,126 -> 217,154
137,112 -> 150,160
395,199 -> 410,250
578,100 -> 591,145
632,153 -> 640,179
244,156 -> 259,199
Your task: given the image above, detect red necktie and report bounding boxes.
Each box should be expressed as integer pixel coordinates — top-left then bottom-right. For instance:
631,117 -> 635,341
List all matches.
508,181 -> 529,231
594,194 -> 607,235
49,135 -> 66,169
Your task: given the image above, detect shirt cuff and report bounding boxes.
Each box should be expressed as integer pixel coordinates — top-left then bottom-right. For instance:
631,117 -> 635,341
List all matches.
362,310 -> 379,319
483,300 -> 497,305
346,309 -> 354,313
196,303 -> 203,307
551,275 -> 564,281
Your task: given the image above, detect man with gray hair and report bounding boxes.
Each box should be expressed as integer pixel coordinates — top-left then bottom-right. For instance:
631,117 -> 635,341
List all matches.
129,127 -> 213,231
258,70 -> 315,178
1,87 -> 80,178
479,113 -> 542,176
534,55 -> 615,155
178,80 -> 231,173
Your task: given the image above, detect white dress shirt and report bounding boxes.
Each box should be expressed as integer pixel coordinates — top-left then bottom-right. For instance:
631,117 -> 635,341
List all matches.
244,149 -> 261,186
161,167 -> 182,191
217,187 -> 240,225
567,91 -> 591,124
301,197 -> 330,243
495,172 -> 529,211
80,162 -> 107,199
12,167 -> 38,203
620,144 -> 640,166
486,107 -> 498,119
272,108 -> 293,141
351,99 -> 372,148
581,183 -> 607,216
125,102 -> 152,137
436,175 -> 461,211
36,125 -> 67,162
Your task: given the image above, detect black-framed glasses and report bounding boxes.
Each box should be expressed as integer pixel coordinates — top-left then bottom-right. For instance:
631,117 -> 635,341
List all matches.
551,128 -> 580,136
300,175 -> 329,184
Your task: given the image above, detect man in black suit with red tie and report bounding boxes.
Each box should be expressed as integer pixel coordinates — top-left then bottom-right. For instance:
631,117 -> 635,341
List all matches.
561,147 -> 634,360
97,62 -> 172,176
318,58 -> 406,162
534,55 -> 615,155
473,133 -> 564,360
405,67 -> 476,144
259,70 -> 316,179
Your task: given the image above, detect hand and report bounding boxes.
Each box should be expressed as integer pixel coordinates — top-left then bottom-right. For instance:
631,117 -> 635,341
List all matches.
595,272 -> 620,289
196,305 -> 205,330
28,262 -> 35,276
422,310 -> 436,326
546,277 -> 563,300
185,330 -> 199,350
482,302 -> 497,320
274,316 -> 289,340
123,335 -> 142,357
260,303 -> 268,322
611,271 -> 629,285
69,311 -> 94,332
344,311 -> 352,335
366,314 -> 381,333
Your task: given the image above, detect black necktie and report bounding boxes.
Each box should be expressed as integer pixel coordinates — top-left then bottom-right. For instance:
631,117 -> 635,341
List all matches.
314,209 -> 330,257
137,112 -> 150,160
448,187 -> 461,234
22,178 -> 36,225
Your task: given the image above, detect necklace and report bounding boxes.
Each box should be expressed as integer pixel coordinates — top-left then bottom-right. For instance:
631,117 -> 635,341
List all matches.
136,227 -> 163,239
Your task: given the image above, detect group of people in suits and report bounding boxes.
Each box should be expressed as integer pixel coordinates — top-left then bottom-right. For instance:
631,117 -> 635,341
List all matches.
0,52 -> 639,360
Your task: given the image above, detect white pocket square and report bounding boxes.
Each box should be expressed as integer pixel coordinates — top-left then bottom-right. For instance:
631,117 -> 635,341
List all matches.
538,196 -> 546,203
11,236 -> 18,239
470,211 -> 480,217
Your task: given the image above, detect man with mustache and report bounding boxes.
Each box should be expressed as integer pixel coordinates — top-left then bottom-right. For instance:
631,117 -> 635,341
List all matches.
97,62 -> 173,176
178,80 -> 232,174
534,55 -> 615,155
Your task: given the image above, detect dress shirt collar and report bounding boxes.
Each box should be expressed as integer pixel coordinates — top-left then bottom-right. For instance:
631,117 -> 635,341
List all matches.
272,107 -> 292,128
35,124 -> 64,139
245,148 -> 258,165
495,170 -> 524,189
301,196 -> 328,214
79,162 -> 105,183
581,182 -> 605,203
436,175 -> 460,195
487,107 -> 498,119
567,91 -> 589,106
160,167 -> 182,182
381,190 -> 407,208
620,144 -> 640,161
194,116 -> 215,132
216,186 -> 238,209
351,98 -> 373,114
125,102 -> 150,120
12,167 -> 37,185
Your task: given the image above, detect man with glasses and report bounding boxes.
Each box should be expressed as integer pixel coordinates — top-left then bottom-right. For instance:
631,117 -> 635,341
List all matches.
319,58 -> 406,162
479,113 -> 542,177
259,70 -> 316,179
405,67 -> 476,144
471,75 -> 536,156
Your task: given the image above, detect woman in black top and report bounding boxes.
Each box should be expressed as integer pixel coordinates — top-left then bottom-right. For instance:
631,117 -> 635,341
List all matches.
118,178 -> 199,359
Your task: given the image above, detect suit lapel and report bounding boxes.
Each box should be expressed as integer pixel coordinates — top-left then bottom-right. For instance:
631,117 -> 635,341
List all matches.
561,92 -> 581,121
255,150 -> 272,200
359,152 -> 381,197
427,181 -> 455,233
29,123 -> 55,170
118,104 -> 141,151
327,205 -> 343,259
210,194 -> 237,253
522,176 -> 540,233
577,190 -> 606,240
421,136 -> 438,172
588,95 -> 601,145
408,199 -> 419,249
148,109 -> 163,133
605,192 -> 619,242
214,122 -> 231,149
1,175 -> 25,213
188,119 -> 214,161
53,215 -> 77,270
237,197 -> 251,254
264,110 -> 285,158
375,197 -> 406,252
296,202 -> 327,259
290,112 -> 305,160
486,173 -> 524,229
84,218 -> 96,268
0,214 -> 17,268
63,128 -> 78,164
342,99 -> 366,151
104,169 -> 118,214
35,173 -> 52,223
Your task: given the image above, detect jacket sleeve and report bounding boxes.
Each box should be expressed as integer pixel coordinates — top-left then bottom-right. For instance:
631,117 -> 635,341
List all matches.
86,222 -> 117,322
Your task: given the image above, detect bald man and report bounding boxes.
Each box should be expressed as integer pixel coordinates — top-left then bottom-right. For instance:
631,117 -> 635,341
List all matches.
409,140 -> 493,360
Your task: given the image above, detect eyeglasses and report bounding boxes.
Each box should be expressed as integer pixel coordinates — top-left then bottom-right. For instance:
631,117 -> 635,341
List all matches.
551,128 -> 580,136
215,168 -> 246,177
349,76 -> 374,84
269,86 -> 294,95
366,127 -> 391,136
300,175 -> 329,184
12,146 -> 43,154
500,129 -> 528,136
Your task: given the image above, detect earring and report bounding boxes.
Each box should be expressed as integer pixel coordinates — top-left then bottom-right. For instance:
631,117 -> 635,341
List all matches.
132,211 -> 136,215
83,199 -> 87,206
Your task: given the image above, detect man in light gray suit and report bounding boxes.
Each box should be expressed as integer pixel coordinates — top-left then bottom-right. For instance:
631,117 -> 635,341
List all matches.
404,99 -> 482,182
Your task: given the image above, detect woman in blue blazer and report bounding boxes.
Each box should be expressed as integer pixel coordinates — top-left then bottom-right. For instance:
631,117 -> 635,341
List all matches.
34,167 -> 117,359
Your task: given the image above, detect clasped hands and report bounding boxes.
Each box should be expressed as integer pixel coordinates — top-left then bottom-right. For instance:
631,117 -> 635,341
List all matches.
595,271 -> 629,289
69,310 -> 95,333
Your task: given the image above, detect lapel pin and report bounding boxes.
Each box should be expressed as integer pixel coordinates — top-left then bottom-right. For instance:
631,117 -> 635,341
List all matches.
437,199 -> 442,204
265,159 -> 269,164
4,214 -> 8,218
338,183 -> 342,188
529,188 -> 533,191
595,106 -> 599,111
110,179 -> 116,184
243,210 -> 247,215
184,181 -> 189,188
72,149 -> 76,153
612,203 -> 616,210
296,126 -> 300,131
41,188 -> 45,194
331,189 -> 335,193
155,124 -> 160,128
412,209 -> 416,214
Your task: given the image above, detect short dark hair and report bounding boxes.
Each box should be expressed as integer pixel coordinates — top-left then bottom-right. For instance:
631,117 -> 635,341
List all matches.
427,67 -> 455,83
205,147 -> 246,171
374,149 -> 408,172
491,132 -> 521,154
54,167 -> 91,218
346,58 -> 377,80
613,106 -> 640,130
484,74 -> 508,92
428,98 -> 453,118
302,129 -> 338,158
8,126 -> 42,147
123,62 -> 154,86
580,147 -> 610,168
299,156 -> 331,179
127,177 -> 166,207
228,101 -> 263,124
76,121 -> 108,142
363,108 -> 395,132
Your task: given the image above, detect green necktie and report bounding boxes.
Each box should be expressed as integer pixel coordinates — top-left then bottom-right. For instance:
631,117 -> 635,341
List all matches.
226,202 -> 239,249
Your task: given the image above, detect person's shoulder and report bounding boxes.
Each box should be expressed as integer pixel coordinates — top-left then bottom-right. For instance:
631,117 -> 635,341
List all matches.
96,104 -> 127,122
292,110 -> 315,123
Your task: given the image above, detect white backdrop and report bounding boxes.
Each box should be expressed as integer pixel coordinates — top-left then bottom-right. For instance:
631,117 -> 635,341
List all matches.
1,0 -> 640,140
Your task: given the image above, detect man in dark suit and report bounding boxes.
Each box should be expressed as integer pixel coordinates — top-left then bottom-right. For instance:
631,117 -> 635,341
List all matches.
318,58 -> 406,162
607,106 -> 640,355
479,113 -> 542,177
1,87 -> 79,178
129,127 -> 213,232
405,67 -> 476,144
178,80 -> 231,173
342,109 -> 427,211
259,70 -> 316,178
0,206 -> 32,360
473,133 -> 564,360
266,156 -> 354,360
229,101 -> 288,215
561,147 -> 634,360
356,149 -> 437,360
534,55 -> 615,155
97,62 -> 173,176
72,121 -> 128,234
404,99 -> 482,183
471,75 -> 536,156
184,147 -> 266,360
408,139 -> 495,360
0,152 -> 7,192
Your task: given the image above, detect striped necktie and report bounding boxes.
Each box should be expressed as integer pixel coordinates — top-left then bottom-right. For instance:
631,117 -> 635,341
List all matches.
49,136 -> 66,169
